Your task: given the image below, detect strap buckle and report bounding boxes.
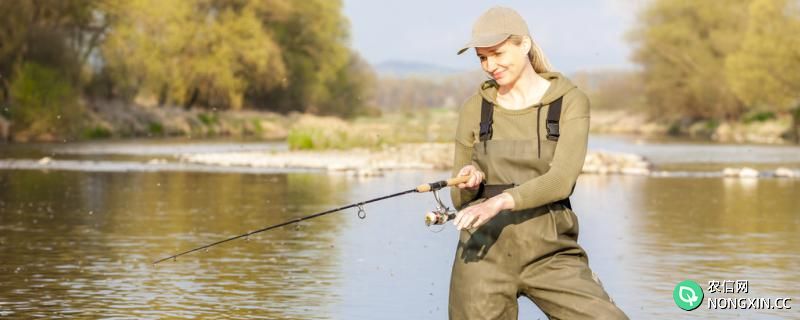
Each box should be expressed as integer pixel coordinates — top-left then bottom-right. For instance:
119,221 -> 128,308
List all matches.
546,120 -> 559,141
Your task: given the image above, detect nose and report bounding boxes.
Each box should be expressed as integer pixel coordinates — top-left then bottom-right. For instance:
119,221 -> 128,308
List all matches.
483,56 -> 497,72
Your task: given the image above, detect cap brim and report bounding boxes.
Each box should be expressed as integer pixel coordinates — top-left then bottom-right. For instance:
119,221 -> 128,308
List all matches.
457,33 -> 510,55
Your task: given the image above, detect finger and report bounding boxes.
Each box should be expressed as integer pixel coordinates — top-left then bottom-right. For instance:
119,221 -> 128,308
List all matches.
471,215 -> 487,229
469,172 -> 480,187
453,210 -> 465,226
457,213 -> 476,230
463,215 -> 478,230
454,210 -> 470,230
456,215 -> 466,230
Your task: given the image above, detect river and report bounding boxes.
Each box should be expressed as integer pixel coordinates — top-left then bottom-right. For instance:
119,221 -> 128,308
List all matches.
0,135 -> 798,319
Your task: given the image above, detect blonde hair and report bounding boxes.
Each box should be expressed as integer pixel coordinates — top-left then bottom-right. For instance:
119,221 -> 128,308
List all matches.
508,35 -> 553,73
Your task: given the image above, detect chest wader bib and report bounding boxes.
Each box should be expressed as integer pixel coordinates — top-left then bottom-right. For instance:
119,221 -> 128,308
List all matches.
448,98 -> 628,320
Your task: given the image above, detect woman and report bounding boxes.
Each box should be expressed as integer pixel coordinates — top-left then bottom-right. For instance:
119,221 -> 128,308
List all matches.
449,6 -> 628,320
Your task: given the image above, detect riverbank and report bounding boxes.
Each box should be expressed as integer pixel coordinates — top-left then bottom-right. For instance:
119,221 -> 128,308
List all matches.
178,143 -> 799,179
590,109 -> 798,144
4,143 -> 798,180
182,143 -> 652,173
3,134 -> 800,179
2,99 -> 797,146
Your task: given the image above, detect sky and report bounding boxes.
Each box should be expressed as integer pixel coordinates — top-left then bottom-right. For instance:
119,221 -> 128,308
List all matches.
342,0 -> 642,74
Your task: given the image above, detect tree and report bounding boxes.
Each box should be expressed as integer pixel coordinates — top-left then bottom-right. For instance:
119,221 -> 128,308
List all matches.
725,0 -> 800,112
101,0 -> 286,109
630,1 -> 750,120
3,0 -> 374,131
0,0 -> 100,139
320,51 -> 378,118
248,0 -> 354,114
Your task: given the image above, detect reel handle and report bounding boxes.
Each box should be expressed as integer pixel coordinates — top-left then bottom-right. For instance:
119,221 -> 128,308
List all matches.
415,176 -> 470,193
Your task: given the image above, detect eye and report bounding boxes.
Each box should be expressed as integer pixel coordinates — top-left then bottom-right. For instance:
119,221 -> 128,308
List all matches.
478,56 -> 487,61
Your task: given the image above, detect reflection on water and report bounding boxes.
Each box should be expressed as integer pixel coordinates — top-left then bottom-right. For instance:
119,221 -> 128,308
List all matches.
574,175 -> 799,319
1,144 -> 799,318
0,171 -> 348,319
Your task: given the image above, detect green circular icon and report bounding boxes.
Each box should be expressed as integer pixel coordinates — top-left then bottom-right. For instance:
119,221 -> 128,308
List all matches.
673,280 -> 704,311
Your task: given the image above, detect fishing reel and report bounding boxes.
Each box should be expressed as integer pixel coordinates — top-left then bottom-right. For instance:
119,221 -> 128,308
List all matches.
424,189 -> 456,227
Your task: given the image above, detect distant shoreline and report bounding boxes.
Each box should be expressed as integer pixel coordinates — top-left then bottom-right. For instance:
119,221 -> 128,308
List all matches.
590,110 -> 798,145
1,105 -> 797,145
2,142 -> 798,180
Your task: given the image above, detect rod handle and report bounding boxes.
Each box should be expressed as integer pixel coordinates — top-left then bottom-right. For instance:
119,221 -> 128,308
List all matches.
416,176 -> 470,192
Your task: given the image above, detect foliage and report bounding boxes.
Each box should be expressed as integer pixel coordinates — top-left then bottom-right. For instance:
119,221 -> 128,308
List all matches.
100,0 -> 286,109
8,63 -> 85,138
84,126 -> 112,139
0,0 -> 375,140
148,122 -> 164,135
248,0 -> 374,117
318,52 -> 380,118
0,0 -> 99,83
287,115 -> 387,150
743,111 -> 777,124
197,113 -> 219,126
725,0 -> 800,112
286,109 -> 457,150
630,1 -> 750,120
631,0 -> 800,121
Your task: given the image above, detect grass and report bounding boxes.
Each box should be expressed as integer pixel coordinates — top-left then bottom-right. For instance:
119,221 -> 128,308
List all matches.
286,108 -> 458,150
84,126 -> 112,139
743,111 -> 776,124
148,122 -> 164,135
197,112 -> 218,126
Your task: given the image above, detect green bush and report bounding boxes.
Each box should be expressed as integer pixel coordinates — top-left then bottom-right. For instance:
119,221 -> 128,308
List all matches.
287,129 -> 315,149
148,122 -> 164,135
84,126 -> 112,139
743,111 -> 776,124
667,122 -> 682,136
198,113 -> 218,126
251,118 -> 264,134
705,118 -> 720,130
286,116 -> 387,150
9,63 -> 85,138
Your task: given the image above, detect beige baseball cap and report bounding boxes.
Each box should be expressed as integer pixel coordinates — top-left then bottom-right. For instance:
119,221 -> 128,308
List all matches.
457,6 -> 530,55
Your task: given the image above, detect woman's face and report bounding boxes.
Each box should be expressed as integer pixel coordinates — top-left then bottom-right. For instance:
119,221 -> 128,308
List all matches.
476,39 -> 528,87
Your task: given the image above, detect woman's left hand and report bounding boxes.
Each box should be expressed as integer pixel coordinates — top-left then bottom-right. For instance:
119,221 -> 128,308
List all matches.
453,193 -> 515,230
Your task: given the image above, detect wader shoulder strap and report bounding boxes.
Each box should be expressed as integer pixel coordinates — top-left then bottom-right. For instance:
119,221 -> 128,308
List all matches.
472,96 -> 574,209
481,96 -> 562,142
546,97 -> 563,141
479,98 -> 493,141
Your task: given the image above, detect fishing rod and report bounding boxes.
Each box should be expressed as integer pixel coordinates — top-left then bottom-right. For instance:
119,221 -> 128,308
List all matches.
153,176 -> 467,264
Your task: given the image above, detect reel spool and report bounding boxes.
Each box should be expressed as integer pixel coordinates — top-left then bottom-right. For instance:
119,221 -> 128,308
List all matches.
424,189 -> 456,227
424,209 -> 454,226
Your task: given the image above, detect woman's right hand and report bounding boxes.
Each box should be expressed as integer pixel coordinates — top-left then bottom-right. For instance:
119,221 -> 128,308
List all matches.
456,165 -> 484,190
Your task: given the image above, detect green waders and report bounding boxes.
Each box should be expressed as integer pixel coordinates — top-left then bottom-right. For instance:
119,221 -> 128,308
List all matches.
448,134 -> 628,319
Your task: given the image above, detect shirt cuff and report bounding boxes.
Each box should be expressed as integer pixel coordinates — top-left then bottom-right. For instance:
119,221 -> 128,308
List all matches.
506,188 -> 523,211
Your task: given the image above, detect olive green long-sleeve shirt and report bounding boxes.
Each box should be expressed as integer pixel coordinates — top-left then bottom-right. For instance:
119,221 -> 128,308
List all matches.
450,72 -> 589,211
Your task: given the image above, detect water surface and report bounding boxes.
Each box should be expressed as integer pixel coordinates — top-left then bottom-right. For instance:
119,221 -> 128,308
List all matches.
0,137 -> 798,319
